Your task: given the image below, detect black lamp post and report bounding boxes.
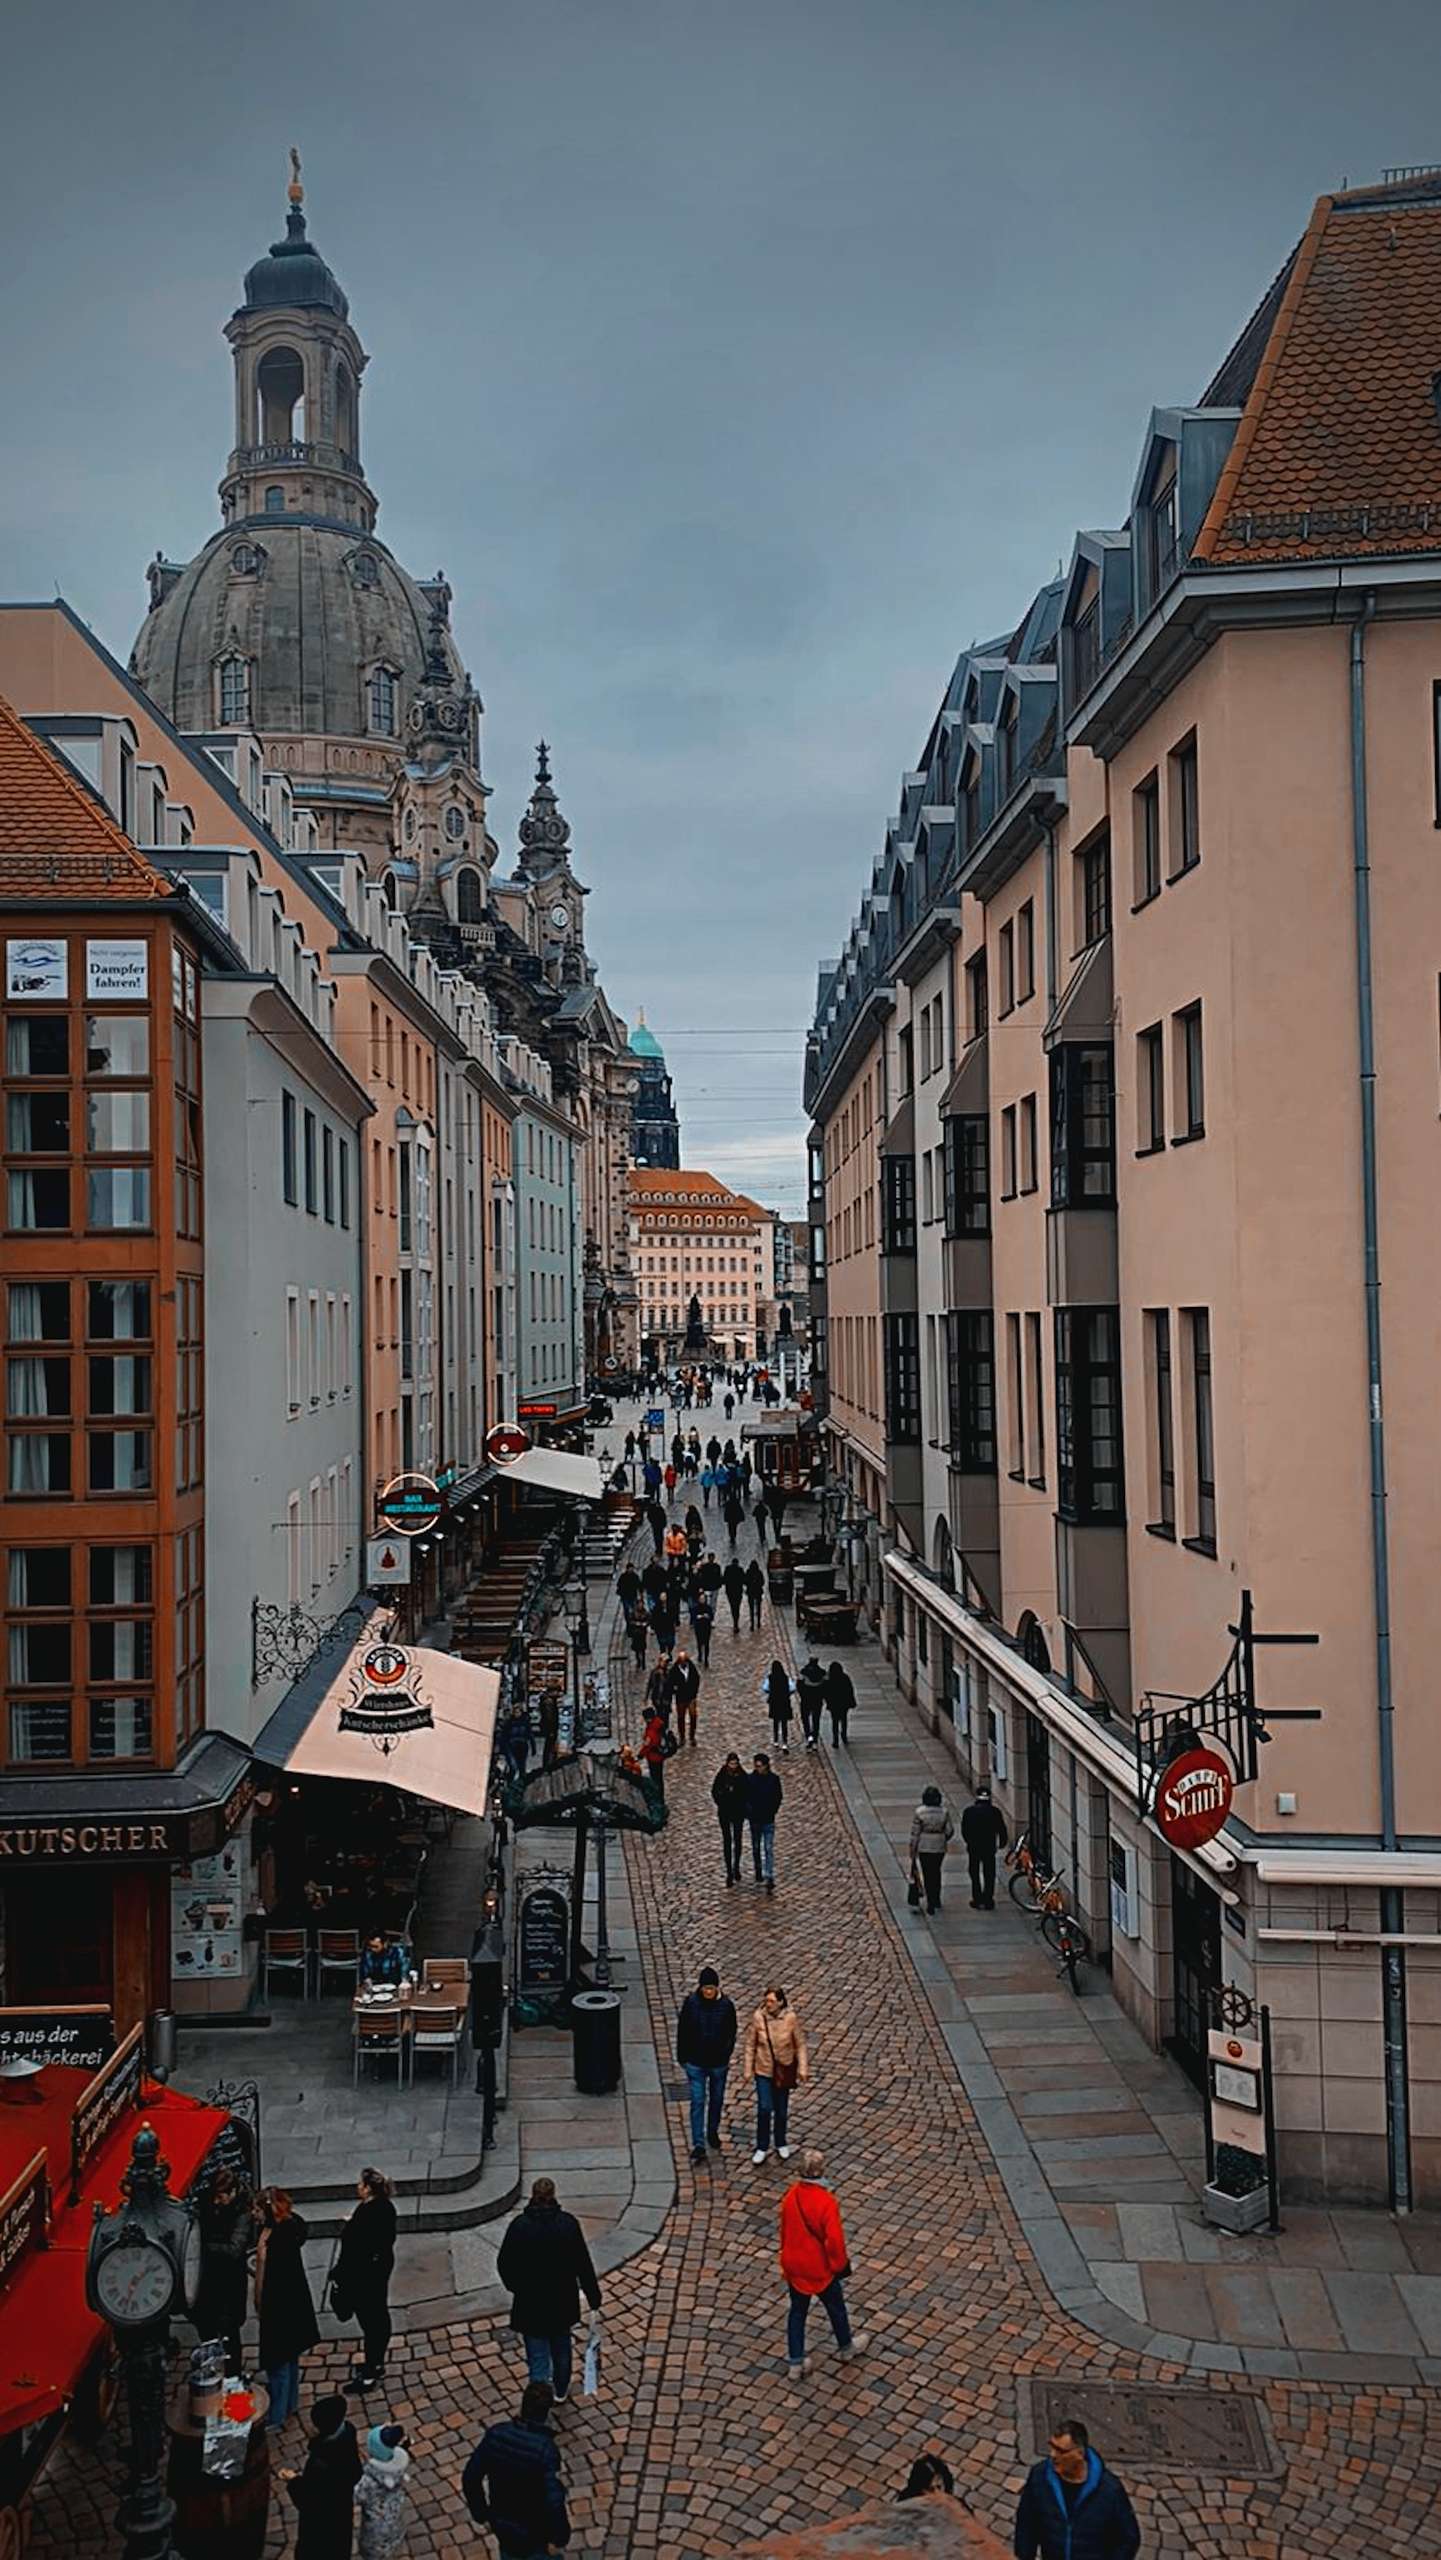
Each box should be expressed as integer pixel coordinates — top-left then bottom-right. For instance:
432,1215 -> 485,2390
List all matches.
86,2124 -> 201,2560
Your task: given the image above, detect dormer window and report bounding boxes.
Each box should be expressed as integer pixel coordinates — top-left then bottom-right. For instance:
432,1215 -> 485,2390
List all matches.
382,871 -> 399,912
404,809 -> 417,843
1149,464 -> 1181,594
217,655 -> 252,727
368,668 -> 398,736
264,487 -> 286,515
963,770 -> 981,850
229,542 -> 264,578
351,551 -> 380,590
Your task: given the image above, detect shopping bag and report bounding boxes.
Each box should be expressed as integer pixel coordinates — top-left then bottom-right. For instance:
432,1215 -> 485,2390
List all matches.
906,1860 -> 922,1909
582,2311 -> 602,2397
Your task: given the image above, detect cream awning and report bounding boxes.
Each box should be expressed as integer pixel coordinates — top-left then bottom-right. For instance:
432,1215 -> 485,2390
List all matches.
501,1446 -> 606,1500
260,1636 -> 500,1817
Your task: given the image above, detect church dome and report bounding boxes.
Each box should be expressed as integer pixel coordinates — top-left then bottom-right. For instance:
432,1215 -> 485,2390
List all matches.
628,1015 -> 664,1061
130,520 -> 468,747
243,205 -> 349,319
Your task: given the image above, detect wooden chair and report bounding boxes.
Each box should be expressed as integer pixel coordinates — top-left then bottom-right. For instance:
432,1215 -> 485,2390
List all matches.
409,2002 -> 464,2087
420,1957 -> 468,1996
314,1928 -> 361,1996
262,1927 -> 310,2000
353,2007 -> 405,2086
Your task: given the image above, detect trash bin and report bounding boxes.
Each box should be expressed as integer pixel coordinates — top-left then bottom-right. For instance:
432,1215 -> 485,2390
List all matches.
571,1989 -> 622,2094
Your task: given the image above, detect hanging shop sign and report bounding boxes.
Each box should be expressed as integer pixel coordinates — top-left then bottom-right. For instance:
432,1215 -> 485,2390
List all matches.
485,1422 -> 530,1466
85,939 -> 149,1000
337,1640 -> 435,1743
365,1536 -> 412,1588
377,1471 -> 443,1537
6,937 -> 66,1000
1153,1747 -> 1234,1851
0,2005 -> 115,2073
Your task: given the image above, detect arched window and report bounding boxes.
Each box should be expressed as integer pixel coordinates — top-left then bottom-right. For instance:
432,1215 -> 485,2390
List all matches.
217,656 -> 251,727
932,1517 -> 956,1594
1017,1611 -> 1051,1674
381,872 -> 398,912
456,868 -> 483,924
368,669 -> 397,736
257,346 -> 305,444
445,806 -> 466,841
264,486 -> 286,515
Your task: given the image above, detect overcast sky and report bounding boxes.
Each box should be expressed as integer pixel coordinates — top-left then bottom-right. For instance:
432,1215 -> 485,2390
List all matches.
1,0 -> 1436,1212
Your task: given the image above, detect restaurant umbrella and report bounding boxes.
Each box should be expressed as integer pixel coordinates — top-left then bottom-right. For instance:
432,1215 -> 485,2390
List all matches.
506,1751 -> 665,1981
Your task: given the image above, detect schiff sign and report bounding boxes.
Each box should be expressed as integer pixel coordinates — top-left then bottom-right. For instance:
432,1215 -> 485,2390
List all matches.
1153,1747 -> 1234,1852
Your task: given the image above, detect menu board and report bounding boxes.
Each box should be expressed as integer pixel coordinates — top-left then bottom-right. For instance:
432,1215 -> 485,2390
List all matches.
517,1883 -> 570,1993
578,1671 -> 613,1747
171,1840 -> 245,1983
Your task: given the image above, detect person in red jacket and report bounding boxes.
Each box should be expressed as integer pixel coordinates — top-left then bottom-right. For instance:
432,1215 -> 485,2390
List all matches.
777,2149 -> 867,2379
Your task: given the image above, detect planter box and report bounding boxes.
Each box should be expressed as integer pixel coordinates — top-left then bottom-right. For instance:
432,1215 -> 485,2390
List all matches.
1202,2178 -> 1270,2234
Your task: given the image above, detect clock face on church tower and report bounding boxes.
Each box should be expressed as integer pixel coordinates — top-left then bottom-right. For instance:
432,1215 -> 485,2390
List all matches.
549,902 -> 570,933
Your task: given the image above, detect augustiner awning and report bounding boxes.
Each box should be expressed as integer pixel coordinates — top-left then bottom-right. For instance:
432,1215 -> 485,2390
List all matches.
254,1633 -> 500,1818
501,1447 -> 606,1500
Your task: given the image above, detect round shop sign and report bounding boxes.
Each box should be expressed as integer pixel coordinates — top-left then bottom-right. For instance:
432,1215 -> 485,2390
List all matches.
485,1421 -> 530,1467
378,1470 -> 443,1538
1154,1746 -> 1234,1851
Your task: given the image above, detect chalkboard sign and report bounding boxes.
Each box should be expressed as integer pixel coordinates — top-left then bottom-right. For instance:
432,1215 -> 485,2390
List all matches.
0,2005 -> 114,2073
578,1673 -> 613,1748
517,1883 -> 570,1994
195,2079 -> 261,2196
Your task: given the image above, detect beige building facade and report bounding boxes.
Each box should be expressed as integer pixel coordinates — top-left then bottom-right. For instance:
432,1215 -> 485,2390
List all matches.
627,1170 -> 769,1362
804,172 -> 1441,2206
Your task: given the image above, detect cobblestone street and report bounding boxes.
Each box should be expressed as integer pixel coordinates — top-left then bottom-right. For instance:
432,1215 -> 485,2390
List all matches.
32,1490 -> 1441,2557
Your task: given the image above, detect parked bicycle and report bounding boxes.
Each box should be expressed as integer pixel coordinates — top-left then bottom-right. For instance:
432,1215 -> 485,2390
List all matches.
1005,1831 -> 1090,1993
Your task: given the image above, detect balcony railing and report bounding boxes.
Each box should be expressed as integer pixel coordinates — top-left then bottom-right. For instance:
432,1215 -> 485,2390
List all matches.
232,441 -> 362,475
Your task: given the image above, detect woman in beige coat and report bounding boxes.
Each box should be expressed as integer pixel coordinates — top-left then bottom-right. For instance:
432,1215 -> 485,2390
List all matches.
742,1985 -> 809,2165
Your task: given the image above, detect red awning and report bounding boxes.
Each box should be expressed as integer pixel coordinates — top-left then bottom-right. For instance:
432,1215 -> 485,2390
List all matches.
0,2073 -> 230,2438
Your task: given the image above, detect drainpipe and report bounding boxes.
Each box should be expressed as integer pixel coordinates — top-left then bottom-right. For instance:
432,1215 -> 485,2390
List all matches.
1348,593 -> 1411,2212
1043,819 -> 1059,1012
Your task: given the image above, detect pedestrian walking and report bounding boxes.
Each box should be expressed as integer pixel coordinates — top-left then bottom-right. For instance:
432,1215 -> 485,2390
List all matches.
1013,2419 -> 1140,2560
700,1464 -> 716,1509
795,1657 -> 826,1749
722,1557 -> 745,1633
747,1751 -> 783,1888
675,1965 -> 738,2165
712,1751 -> 749,1884
693,1591 -> 715,1667
651,1598 -> 677,1656
961,1782 -> 1009,1910
724,1391 -> 735,1421
745,1984 -> 808,2161
616,1559 -> 640,1612
255,2187 -> 319,2427
645,1653 -> 674,1720
500,1702 -> 533,1787
765,1660 -> 793,1753
778,2149 -> 865,2379
625,1607 -> 648,1671
496,2178 -> 602,2404
909,1785 -> 955,1915
753,1493 -> 770,1546
282,2394 -> 363,2560
194,2165 -> 253,2374
645,1497 -> 666,1555
824,1660 -> 855,1747
462,2382 -> 570,2559
641,1707 -> 668,1799
354,2426 -> 412,2560
331,2168 -> 398,2391
671,1647 -> 701,1745
766,1487 -> 788,1543
744,1557 -> 766,1630
723,1492 -> 744,1549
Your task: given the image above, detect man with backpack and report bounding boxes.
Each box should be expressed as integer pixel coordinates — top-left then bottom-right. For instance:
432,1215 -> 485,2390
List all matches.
462,2379 -> 570,2555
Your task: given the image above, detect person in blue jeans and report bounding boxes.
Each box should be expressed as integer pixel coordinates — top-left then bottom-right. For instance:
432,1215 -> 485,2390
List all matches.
747,1752 -> 784,1891
497,2178 -> 601,2406
675,1965 -> 738,2166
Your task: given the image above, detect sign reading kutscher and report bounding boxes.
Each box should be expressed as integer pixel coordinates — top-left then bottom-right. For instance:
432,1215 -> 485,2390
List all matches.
1153,1746 -> 1234,1851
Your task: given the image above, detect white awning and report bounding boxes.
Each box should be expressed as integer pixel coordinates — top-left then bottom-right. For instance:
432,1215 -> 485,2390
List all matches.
501,1447 -> 606,1500
270,1638 -> 500,1817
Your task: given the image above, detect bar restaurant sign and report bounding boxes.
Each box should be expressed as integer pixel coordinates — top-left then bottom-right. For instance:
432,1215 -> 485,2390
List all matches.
337,1639 -> 435,1747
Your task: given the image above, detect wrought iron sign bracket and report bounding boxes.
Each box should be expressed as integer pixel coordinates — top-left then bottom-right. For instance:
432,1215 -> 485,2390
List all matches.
1135,1588 -> 1321,1818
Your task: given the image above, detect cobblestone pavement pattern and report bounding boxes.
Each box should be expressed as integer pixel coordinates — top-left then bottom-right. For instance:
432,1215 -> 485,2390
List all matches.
31,1436 -> 1441,2556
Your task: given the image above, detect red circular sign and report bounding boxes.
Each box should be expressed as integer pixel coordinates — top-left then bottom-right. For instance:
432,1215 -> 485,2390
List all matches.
485,1422 -> 530,1467
1154,1747 -> 1234,1850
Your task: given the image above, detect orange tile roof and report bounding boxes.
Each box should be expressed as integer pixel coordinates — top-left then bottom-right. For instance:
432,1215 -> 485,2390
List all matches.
628,1168 -> 769,1221
0,692 -> 173,901
1195,180 -> 1441,567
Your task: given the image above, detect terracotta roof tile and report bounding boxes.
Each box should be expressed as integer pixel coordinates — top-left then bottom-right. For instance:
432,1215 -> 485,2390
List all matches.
0,692 -> 172,901
1196,185 -> 1441,566
628,1168 -> 769,1220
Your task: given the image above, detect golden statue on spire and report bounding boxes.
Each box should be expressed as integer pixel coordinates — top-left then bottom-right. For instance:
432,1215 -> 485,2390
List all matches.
288,146 -> 303,207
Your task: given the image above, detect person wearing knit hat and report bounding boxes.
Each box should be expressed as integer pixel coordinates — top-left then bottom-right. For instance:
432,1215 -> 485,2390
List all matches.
675,1966 -> 738,2166
355,2425 -> 412,2560
281,2390 -> 361,2560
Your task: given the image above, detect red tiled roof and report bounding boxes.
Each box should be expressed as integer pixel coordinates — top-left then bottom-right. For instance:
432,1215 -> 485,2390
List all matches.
628,1168 -> 769,1221
0,692 -> 172,901
1196,180 -> 1441,566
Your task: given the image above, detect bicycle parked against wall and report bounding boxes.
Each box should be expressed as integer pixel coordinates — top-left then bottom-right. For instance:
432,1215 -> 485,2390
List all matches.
1005,1831 -> 1091,1993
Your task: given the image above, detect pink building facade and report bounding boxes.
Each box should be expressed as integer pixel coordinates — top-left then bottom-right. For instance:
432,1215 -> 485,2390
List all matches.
804,173 -> 1441,2205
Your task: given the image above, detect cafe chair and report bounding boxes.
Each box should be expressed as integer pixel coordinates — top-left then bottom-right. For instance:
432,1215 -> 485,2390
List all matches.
353,2007 -> 405,2086
262,1927 -> 311,2001
409,2001 -> 465,2087
420,1956 -> 468,1996
314,1928 -> 362,1996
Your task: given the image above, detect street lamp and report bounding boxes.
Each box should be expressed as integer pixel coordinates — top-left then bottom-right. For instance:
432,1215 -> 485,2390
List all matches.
86,2123 -> 201,2560
589,1735 -> 617,1991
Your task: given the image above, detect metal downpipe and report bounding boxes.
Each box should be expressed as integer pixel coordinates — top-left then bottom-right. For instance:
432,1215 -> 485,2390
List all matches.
1349,595 -> 1411,2211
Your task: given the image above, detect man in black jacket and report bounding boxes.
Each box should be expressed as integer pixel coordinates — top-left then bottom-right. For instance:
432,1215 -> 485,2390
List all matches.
670,1648 -> 702,1745
496,2181 -> 602,2405
462,2381 -> 570,2557
747,1752 -> 784,1890
284,2392 -> 362,2560
675,1965 -> 738,2164
961,1783 -> 1010,1910
795,1657 -> 827,1750
1013,2420 -> 1139,2560
721,1557 -> 746,1633
711,1752 -> 750,1885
